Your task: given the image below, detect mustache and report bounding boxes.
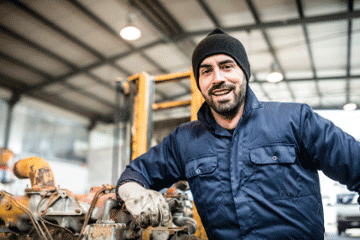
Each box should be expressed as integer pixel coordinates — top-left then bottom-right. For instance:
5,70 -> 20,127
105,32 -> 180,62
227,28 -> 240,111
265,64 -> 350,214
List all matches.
208,83 -> 235,95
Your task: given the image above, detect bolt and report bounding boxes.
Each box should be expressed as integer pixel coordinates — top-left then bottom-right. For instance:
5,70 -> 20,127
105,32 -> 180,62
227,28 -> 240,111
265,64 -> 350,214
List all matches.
5,203 -> 12,211
75,209 -> 81,214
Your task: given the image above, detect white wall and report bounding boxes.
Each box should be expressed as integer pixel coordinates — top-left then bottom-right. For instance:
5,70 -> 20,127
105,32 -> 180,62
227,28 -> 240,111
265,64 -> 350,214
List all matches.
87,122 -> 131,187
87,147 -> 116,188
49,159 -> 88,194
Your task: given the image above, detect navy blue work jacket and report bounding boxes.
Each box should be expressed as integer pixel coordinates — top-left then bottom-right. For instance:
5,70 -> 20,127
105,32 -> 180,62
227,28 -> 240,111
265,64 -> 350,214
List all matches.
117,87 -> 360,240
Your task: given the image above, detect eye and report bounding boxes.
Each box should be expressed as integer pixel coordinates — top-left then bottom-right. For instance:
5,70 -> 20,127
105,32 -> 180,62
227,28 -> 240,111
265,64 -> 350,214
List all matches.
200,68 -> 212,75
222,63 -> 234,70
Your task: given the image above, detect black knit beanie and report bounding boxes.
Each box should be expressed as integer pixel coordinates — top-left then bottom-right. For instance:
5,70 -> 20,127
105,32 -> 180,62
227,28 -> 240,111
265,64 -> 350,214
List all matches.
192,28 -> 251,89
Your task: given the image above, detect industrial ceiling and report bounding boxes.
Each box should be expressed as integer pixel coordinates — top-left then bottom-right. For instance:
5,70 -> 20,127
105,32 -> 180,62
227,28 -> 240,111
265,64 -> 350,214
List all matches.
0,0 -> 359,125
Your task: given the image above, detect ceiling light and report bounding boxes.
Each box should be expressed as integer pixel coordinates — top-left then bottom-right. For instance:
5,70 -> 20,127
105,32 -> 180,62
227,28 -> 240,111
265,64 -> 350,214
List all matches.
120,13 -> 141,41
120,25 -> 141,40
266,62 -> 283,83
343,103 -> 357,111
266,71 -> 283,83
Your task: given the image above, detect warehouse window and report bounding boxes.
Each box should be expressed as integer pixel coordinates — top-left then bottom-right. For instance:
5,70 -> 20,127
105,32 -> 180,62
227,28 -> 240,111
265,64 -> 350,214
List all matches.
8,103 -> 88,163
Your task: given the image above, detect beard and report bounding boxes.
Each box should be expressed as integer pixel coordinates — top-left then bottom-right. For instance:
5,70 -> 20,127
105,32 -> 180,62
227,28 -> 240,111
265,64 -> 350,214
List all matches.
204,81 -> 247,119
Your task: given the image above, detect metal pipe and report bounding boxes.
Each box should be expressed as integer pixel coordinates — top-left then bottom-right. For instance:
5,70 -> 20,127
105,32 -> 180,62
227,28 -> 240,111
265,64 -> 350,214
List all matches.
3,103 -> 13,150
154,71 -> 191,84
4,92 -> 20,149
152,100 -> 191,111
112,80 -> 122,186
173,214 -> 197,235
13,157 -> 55,190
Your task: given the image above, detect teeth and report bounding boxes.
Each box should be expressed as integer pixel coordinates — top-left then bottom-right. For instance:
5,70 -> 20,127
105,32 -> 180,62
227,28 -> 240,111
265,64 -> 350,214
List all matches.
213,89 -> 230,96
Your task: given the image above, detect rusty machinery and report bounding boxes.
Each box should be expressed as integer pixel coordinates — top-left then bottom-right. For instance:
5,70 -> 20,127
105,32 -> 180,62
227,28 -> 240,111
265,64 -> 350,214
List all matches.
0,157 -> 200,240
0,71 -> 207,240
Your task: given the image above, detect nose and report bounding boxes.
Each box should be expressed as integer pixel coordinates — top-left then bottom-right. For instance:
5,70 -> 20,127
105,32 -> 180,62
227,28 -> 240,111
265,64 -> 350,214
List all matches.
213,68 -> 226,84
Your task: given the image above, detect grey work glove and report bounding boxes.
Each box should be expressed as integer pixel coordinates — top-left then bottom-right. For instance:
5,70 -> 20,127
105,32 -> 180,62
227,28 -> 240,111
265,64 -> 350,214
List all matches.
118,182 -> 171,229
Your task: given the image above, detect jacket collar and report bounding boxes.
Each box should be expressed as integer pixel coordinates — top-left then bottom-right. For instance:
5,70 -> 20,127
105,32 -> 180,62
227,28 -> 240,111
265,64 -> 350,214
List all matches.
197,86 -> 261,135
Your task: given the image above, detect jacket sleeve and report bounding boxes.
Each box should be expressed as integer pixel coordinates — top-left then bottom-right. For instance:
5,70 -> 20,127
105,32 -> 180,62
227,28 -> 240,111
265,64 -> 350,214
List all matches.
299,104 -> 360,193
116,128 -> 185,196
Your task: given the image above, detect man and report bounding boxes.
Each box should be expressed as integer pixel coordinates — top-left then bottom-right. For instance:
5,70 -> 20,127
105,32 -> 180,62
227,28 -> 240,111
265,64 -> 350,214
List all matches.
116,28 -> 360,239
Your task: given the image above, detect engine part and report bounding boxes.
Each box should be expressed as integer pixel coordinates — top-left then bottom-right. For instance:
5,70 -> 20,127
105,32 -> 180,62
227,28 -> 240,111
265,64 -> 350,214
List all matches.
13,157 -> 55,191
83,220 -> 127,240
0,158 -> 203,240
165,182 -> 197,235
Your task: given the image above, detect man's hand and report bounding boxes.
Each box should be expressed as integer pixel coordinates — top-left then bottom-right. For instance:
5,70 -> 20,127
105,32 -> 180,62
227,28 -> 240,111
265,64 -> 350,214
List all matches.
118,182 -> 171,229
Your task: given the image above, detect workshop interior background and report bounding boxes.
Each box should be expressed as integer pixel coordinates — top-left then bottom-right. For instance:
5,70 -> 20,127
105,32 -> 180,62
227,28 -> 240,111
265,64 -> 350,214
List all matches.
0,0 -> 360,235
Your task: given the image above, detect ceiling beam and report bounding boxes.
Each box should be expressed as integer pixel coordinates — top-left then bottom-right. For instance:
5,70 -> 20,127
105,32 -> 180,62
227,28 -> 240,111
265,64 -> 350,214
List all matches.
181,10 -> 360,38
10,1 -> 132,79
245,0 -> 296,101
4,1 -> 359,107
295,0 -> 322,103
251,74 -> 272,100
11,0 -> 103,60
128,0 -> 194,58
196,0 -> 221,28
8,8 -> 357,94
254,75 -> 360,82
0,25 -> 116,93
128,0 -> 194,94
25,39 -> 166,92
0,52 -> 115,108
0,74 -> 28,90
30,90 -> 112,123
68,0 -> 170,100
24,69 -> 116,94
0,25 -> 77,72
69,0 -> 169,75
346,0 -> 354,104
0,73 -> 110,122
131,0 -> 184,36
1,25 -> 168,102
69,0 -> 191,100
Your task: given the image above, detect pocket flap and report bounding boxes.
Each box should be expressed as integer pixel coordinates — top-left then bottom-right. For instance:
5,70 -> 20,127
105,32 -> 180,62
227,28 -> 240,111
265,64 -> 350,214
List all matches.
250,145 -> 295,165
185,156 -> 217,178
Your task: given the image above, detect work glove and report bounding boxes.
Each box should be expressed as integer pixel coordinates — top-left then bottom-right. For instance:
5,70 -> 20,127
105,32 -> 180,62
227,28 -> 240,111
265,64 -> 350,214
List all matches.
118,181 -> 171,229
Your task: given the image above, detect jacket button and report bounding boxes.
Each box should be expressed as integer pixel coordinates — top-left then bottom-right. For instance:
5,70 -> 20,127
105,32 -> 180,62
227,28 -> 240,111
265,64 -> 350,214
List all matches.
196,169 -> 201,174
273,156 -> 277,161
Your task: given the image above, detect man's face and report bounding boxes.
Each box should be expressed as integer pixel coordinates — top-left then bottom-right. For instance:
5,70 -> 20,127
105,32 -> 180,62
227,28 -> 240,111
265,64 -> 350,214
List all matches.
198,54 -> 247,117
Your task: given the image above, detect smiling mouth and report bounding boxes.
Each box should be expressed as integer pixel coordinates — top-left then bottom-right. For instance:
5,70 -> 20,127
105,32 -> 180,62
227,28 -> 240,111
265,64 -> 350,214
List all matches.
212,88 -> 231,96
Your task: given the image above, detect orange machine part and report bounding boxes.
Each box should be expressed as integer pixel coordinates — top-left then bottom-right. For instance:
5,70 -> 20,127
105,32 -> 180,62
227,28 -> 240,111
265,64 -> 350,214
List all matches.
13,157 -> 55,190
0,148 -> 14,166
0,193 -> 30,228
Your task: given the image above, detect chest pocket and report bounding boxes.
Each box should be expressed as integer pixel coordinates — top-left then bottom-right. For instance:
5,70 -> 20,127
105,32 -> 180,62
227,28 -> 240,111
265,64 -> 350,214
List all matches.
249,145 -> 301,200
185,156 -> 217,178
185,156 -> 223,207
250,145 -> 295,164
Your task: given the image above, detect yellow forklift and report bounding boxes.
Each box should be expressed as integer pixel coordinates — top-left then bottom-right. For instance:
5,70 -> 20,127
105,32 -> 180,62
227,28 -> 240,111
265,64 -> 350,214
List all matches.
126,70 -> 207,239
